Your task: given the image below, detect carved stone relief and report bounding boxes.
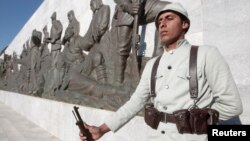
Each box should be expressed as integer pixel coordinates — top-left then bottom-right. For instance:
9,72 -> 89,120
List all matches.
0,0 -> 170,111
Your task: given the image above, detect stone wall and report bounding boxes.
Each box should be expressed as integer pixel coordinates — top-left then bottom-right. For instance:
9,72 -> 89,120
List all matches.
0,90 -> 147,141
0,90 -> 249,141
201,0 -> 250,119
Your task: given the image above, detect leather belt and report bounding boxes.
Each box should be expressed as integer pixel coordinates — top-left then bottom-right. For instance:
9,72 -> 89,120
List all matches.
160,112 -> 176,123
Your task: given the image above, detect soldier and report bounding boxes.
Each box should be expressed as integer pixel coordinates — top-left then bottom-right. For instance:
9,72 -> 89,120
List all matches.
81,0 -> 110,51
79,2 -> 243,141
17,44 -> 30,92
48,12 -> 63,68
62,0 -> 111,90
12,51 -> 18,73
78,0 -> 110,82
29,29 -> 42,95
40,25 -> 51,72
62,10 -> 82,66
113,0 -> 170,83
67,10 -> 80,38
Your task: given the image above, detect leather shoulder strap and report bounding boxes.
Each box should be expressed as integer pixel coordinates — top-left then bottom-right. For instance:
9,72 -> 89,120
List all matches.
189,46 -> 199,99
150,46 -> 199,99
150,55 -> 162,98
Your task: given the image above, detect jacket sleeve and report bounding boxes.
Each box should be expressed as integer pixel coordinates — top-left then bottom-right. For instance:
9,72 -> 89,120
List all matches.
104,59 -> 155,132
205,47 -> 243,121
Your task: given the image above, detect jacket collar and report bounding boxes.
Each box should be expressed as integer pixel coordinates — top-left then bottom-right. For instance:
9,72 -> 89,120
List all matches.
162,39 -> 190,54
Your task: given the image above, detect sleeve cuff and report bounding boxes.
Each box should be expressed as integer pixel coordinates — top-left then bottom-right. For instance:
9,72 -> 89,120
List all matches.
104,113 -> 121,132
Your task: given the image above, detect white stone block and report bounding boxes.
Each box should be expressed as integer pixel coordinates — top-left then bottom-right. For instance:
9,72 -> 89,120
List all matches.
0,91 -> 147,141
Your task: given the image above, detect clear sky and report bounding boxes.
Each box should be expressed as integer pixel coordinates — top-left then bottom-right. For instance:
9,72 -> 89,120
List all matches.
0,0 -> 43,52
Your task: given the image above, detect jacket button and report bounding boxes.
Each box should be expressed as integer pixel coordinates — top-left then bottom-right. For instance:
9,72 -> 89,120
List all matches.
165,85 -> 169,89
168,66 -> 172,70
161,130 -> 165,134
169,50 -> 174,54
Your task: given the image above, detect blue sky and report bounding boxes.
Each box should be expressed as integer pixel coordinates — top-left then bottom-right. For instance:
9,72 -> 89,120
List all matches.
0,0 -> 43,52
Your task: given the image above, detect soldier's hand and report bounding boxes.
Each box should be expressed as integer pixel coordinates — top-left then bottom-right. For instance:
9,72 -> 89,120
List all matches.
131,1 -> 140,15
92,30 -> 101,42
121,1 -> 140,15
127,1 -> 140,15
45,39 -> 53,43
79,123 -> 110,141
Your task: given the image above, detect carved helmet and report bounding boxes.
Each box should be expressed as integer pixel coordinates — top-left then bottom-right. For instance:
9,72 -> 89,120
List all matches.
31,29 -> 42,46
155,2 -> 190,30
51,12 -> 57,19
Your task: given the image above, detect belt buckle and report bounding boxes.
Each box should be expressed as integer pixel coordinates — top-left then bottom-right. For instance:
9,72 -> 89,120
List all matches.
164,113 -> 167,123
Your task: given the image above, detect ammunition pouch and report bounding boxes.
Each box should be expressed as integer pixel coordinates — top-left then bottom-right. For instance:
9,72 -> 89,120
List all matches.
144,105 -> 219,134
173,109 -> 193,133
144,103 -> 162,129
205,108 -> 220,125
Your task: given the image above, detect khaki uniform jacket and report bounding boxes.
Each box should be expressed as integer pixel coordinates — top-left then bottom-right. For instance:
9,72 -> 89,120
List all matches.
105,39 -> 243,141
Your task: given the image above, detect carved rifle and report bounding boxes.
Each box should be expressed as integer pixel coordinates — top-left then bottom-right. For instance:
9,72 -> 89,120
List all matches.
132,0 -> 141,49
131,0 -> 142,82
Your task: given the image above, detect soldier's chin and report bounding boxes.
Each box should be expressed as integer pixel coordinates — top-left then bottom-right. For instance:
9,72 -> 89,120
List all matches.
160,38 -> 179,47
160,40 -> 170,47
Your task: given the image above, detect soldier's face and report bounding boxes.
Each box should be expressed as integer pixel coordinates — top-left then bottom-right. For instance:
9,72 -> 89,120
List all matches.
51,17 -> 55,22
90,0 -> 97,12
158,11 -> 188,46
68,13 -> 73,22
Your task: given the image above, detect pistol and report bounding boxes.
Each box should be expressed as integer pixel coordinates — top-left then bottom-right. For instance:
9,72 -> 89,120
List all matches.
72,106 -> 93,141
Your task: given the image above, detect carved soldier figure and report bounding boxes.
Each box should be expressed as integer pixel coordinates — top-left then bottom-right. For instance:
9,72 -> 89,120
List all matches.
62,10 -> 79,49
81,0 -> 110,51
78,0 -> 110,82
10,51 -> 19,91
16,43 -> 30,93
62,10 -> 83,66
0,59 -> 5,79
12,51 -> 19,73
67,10 -> 80,38
113,0 -> 169,83
59,11 -> 84,91
23,40 -> 32,93
40,25 -> 51,72
48,12 -> 63,68
63,0 -> 110,87
0,59 -> 7,88
29,29 -> 42,95
1,54 -> 12,88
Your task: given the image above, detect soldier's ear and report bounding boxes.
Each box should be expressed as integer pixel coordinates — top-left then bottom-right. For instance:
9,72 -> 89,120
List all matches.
182,21 -> 189,31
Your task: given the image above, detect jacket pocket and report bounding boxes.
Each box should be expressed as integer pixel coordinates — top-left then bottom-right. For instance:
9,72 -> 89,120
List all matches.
176,68 -> 202,80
